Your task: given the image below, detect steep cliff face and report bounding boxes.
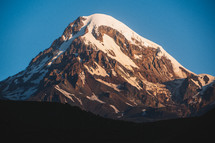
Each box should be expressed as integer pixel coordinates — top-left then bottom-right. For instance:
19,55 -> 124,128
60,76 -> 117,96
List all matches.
0,14 -> 214,122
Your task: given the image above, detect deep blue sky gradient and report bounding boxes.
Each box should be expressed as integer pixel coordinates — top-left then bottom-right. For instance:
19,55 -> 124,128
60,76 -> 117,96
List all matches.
0,0 -> 214,80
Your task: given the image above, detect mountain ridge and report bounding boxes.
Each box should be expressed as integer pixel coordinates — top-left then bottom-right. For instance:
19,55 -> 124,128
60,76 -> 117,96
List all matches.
0,13 -> 214,122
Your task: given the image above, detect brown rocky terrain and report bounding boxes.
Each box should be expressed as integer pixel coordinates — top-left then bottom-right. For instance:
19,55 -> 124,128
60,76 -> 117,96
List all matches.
0,14 -> 214,122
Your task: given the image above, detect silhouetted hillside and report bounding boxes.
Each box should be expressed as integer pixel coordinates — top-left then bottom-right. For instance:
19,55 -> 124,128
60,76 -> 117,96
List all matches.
0,100 -> 214,143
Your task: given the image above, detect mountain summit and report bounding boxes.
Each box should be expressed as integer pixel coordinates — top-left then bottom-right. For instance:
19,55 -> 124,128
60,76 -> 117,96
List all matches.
0,14 -> 214,122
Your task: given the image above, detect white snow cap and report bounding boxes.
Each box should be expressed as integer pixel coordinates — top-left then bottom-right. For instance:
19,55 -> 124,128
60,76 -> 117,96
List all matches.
81,13 -> 192,77
54,13 -> 194,77
82,13 -> 160,47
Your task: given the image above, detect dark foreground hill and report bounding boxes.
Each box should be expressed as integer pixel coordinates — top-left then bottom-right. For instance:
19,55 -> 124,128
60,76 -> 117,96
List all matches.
0,100 -> 214,143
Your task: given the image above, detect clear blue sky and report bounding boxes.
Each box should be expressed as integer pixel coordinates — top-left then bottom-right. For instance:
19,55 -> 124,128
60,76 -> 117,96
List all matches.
0,0 -> 214,81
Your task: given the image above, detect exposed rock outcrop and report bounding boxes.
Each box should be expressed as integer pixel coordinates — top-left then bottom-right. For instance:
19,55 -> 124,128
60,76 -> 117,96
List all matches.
0,14 -> 214,122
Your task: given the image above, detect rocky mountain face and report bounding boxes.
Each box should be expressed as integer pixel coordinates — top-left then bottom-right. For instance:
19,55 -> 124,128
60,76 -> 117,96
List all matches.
0,14 -> 214,122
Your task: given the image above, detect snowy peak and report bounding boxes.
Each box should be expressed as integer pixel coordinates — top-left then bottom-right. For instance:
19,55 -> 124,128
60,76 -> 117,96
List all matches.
64,13 -> 161,48
0,13 -> 215,122
83,14 -> 156,46
57,13 -> 193,78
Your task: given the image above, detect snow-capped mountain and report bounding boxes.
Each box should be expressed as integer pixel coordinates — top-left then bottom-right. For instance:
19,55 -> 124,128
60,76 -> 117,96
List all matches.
0,14 -> 214,122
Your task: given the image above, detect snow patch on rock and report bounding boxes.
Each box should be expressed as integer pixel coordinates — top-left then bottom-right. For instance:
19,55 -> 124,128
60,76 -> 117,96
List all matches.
4,87 -> 37,100
95,78 -> 120,92
156,47 -> 193,78
86,93 -> 105,104
84,62 -> 109,77
83,33 -> 138,71
117,66 -> 142,90
55,85 -> 82,105
79,71 -> 85,85
198,74 -> 215,87
109,104 -> 120,113
134,54 -> 142,59
111,69 -> 117,77
55,85 -> 75,102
